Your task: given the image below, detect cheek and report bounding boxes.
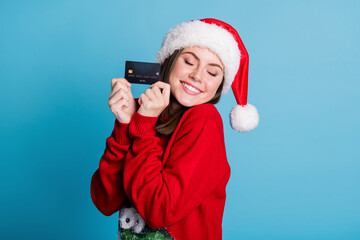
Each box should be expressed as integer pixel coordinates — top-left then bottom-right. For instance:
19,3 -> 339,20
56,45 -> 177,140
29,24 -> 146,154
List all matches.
207,79 -> 222,96
168,73 -> 182,97
171,59 -> 193,78
168,72 -> 178,88
168,65 -> 190,89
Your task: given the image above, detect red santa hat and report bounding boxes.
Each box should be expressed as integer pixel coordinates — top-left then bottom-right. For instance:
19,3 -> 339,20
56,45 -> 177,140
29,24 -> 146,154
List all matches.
156,18 -> 259,132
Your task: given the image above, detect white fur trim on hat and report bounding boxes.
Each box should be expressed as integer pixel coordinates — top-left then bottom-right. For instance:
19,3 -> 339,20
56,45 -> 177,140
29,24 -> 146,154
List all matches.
156,20 -> 240,94
230,104 -> 259,132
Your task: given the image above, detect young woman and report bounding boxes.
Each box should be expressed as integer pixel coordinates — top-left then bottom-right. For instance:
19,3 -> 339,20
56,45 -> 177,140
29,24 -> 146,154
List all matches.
91,18 -> 259,240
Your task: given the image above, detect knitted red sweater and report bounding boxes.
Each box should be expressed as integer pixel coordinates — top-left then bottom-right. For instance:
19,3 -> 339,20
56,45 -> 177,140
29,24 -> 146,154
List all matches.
91,103 -> 230,240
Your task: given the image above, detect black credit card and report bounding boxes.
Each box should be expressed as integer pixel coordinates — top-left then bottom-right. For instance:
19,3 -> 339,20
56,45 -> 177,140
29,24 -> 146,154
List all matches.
125,61 -> 161,85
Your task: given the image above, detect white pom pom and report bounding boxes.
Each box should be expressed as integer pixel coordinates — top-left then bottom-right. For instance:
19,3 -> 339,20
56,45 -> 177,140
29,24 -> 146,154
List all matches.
119,207 -> 137,230
230,104 -> 259,132
133,213 -> 145,234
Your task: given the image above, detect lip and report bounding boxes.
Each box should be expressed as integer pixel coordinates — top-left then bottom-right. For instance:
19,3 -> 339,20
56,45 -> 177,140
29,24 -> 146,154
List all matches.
180,81 -> 203,95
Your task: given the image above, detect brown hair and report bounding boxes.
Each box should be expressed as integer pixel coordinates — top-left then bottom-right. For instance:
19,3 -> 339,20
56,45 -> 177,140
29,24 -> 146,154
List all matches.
155,49 -> 225,136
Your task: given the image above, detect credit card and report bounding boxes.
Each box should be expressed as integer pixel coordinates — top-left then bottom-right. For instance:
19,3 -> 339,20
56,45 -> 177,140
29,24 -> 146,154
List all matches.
125,61 -> 161,85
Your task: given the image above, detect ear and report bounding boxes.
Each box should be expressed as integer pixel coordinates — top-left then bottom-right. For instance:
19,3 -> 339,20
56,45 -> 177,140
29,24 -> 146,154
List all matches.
132,213 -> 145,234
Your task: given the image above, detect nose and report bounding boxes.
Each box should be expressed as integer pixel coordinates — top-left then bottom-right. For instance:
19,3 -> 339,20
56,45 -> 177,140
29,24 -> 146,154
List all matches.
189,68 -> 202,82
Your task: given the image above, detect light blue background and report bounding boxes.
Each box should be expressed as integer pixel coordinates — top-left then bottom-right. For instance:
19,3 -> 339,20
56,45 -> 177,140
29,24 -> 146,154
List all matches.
1,0 -> 359,239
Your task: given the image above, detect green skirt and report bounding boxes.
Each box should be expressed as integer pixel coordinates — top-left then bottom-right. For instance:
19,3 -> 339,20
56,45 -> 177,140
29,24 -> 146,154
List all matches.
117,228 -> 174,240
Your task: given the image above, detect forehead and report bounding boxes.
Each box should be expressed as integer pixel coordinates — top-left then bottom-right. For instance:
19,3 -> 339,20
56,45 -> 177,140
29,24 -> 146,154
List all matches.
181,46 -> 224,67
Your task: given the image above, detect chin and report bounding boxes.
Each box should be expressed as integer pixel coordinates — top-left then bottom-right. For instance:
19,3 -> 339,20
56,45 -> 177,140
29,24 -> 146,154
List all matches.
177,99 -> 195,107
177,96 -> 209,108
173,90 -> 209,107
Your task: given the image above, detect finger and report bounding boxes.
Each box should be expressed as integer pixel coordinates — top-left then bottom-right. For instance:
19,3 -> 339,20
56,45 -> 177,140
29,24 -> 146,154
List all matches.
144,88 -> 156,101
152,81 -> 170,97
139,93 -> 150,105
111,81 -> 134,100
110,98 -> 127,113
111,78 -> 131,89
163,83 -> 170,101
153,82 -> 171,101
151,85 -> 162,99
111,78 -> 122,89
120,78 -> 132,88
127,85 -> 134,99
112,98 -> 129,110
109,89 -> 128,105
110,88 -> 129,103
151,81 -> 168,90
109,82 -> 129,99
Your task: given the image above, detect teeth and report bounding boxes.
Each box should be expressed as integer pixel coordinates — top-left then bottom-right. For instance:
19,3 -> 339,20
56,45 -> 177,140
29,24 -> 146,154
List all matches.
182,82 -> 201,93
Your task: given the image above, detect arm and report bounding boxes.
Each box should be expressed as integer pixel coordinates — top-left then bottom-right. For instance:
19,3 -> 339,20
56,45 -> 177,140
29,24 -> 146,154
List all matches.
123,108 -> 229,228
91,77 -> 138,216
90,119 -> 131,216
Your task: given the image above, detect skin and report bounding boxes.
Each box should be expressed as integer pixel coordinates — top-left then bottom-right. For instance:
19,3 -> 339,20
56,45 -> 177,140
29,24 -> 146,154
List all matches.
108,78 -> 136,124
168,46 -> 224,108
108,46 -> 224,123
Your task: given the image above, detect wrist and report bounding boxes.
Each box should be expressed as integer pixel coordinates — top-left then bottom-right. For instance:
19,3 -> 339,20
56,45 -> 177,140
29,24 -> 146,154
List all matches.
137,107 -> 161,118
116,114 -> 132,124
117,118 -> 130,124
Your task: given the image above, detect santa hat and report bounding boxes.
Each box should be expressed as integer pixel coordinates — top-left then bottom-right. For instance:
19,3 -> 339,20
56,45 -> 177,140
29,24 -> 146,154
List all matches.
156,18 -> 259,132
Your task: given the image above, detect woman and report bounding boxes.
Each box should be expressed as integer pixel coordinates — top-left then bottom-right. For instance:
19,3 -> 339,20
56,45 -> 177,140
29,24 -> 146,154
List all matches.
91,18 -> 259,240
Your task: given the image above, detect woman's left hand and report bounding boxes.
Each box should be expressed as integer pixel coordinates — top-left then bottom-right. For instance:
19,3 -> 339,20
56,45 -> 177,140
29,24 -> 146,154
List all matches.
137,81 -> 171,117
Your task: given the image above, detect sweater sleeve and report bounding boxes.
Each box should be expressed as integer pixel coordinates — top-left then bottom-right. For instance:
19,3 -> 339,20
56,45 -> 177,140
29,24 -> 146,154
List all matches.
123,109 -> 228,229
90,119 -> 131,216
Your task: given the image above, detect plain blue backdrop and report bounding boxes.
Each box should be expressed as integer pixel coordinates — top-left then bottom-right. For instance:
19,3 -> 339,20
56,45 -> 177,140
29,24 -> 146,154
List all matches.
1,0 -> 359,239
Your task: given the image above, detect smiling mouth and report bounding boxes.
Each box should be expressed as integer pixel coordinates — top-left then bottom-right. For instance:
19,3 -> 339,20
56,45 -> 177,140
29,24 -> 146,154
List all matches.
181,81 -> 202,95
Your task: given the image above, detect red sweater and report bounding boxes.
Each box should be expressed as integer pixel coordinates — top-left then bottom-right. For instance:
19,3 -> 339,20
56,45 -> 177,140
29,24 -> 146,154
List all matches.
91,103 -> 231,239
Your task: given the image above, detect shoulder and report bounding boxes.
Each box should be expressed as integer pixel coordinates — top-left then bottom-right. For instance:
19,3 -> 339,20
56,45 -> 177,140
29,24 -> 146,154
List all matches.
176,104 -> 224,134
182,103 -> 223,124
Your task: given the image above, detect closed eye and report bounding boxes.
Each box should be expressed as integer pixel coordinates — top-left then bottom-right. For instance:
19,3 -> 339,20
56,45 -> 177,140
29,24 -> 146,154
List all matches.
208,72 -> 217,77
185,60 -> 193,66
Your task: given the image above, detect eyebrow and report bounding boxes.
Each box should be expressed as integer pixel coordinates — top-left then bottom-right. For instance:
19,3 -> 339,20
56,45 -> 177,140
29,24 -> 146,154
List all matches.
182,51 -> 224,72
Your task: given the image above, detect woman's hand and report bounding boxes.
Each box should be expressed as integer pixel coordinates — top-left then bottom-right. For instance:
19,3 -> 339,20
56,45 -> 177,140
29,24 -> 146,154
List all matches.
137,81 -> 170,117
108,78 -> 136,123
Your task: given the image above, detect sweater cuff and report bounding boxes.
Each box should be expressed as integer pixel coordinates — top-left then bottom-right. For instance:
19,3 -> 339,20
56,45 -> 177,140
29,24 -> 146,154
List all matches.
129,112 -> 158,137
113,119 -> 131,145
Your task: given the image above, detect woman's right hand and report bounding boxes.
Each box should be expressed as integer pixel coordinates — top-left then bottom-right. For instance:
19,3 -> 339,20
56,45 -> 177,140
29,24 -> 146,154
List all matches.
108,78 -> 136,124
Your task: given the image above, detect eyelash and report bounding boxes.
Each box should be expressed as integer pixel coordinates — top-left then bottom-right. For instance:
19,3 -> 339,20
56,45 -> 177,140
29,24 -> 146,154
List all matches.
185,59 -> 217,77
208,72 -> 217,77
184,60 -> 193,66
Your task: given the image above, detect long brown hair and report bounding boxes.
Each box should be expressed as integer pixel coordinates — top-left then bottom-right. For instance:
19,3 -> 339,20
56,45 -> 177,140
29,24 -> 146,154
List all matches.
155,49 -> 225,136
